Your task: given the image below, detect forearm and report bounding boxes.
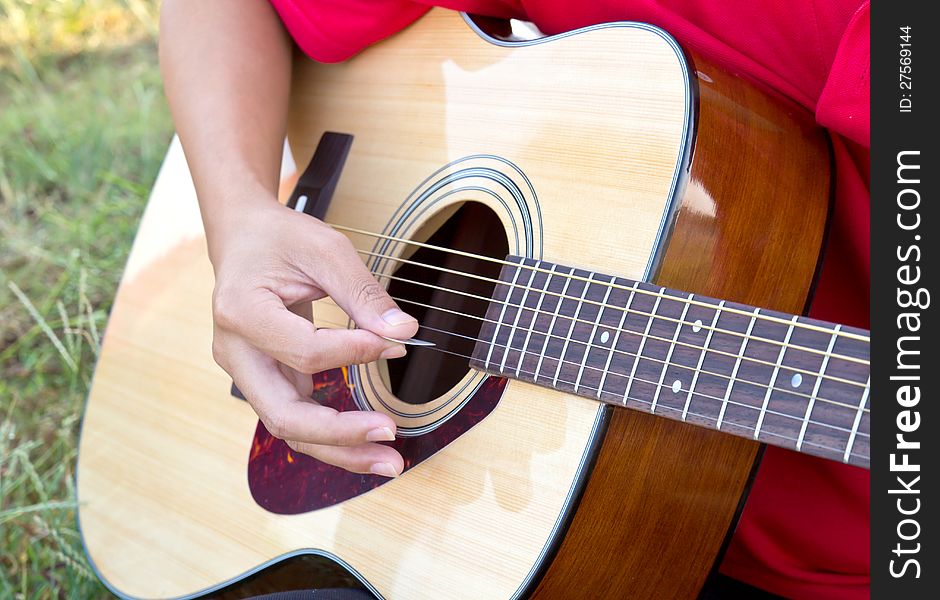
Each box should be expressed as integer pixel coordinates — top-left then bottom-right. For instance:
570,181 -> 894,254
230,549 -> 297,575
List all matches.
159,0 -> 291,261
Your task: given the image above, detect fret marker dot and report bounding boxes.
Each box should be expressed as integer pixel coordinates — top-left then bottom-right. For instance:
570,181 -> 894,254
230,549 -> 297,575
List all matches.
692,319 -> 703,333
791,373 -> 803,388
672,380 -> 682,393
600,331 -> 610,344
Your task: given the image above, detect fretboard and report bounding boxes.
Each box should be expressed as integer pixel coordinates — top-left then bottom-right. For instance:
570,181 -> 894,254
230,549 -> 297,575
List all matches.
469,256 -> 870,468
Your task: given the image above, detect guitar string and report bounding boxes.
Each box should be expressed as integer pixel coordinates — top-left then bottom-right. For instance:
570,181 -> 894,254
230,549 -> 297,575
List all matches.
359,248 -> 862,370
342,222 -> 871,344
366,266 -> 870,395
315,315 -> 870,459
333,223 -> 871,345
416,321 -> 870,438
352,246 -> 870,370
314,315 -> 870,456
354,246 -> 870,370
415,340 -> 871,460
317,297 -> 871,418
411,302 -> 872,425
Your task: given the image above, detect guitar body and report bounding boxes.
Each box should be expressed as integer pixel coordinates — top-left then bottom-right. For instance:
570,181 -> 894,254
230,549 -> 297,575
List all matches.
77,10 -> 830,599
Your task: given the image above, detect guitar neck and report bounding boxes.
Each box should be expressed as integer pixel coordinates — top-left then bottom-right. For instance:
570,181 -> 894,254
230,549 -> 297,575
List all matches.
469,256 -> 870,469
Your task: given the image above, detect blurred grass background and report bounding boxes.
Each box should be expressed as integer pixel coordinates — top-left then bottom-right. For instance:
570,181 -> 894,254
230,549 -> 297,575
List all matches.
1,0 -> 172,597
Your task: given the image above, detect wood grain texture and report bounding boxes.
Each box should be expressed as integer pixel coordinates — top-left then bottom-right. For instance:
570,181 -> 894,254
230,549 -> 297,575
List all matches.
529,50 -> 832,599
77,10 -> 693,599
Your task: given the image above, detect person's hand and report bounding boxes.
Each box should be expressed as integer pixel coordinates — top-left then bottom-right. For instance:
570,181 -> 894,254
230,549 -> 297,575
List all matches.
207,198 -> 418,478
162,0 -> 414,476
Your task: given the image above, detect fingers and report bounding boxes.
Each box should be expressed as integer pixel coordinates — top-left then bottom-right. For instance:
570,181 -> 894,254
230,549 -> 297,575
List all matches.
206,209 -> 414,480
211,213 -> 417,377
279,361 -> 313,398
286,440 -> 404,476
222,339 -> 402,448
283,301 -> 315,396
311,231 -> 419,341
215,288 -> 406,373
266,390 -> 400,446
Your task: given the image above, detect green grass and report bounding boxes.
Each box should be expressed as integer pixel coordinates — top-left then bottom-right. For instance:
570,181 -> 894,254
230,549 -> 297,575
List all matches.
1,1 -> 172,597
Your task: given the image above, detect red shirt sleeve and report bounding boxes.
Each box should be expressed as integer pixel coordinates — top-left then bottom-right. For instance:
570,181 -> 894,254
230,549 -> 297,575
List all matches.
267,0 -> 430,63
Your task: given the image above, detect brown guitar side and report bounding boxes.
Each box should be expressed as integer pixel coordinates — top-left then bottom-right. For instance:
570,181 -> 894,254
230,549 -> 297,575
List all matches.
531,53 -> 832,598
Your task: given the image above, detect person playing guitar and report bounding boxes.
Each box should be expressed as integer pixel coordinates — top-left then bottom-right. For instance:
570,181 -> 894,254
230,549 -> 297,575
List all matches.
159,1 -> 870,597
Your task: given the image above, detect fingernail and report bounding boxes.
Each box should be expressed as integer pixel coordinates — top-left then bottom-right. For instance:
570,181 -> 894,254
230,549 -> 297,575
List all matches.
382,308 -> 417,327
370,462 -> 400,478
366,426 -> 396,442
380,344 -> 406,359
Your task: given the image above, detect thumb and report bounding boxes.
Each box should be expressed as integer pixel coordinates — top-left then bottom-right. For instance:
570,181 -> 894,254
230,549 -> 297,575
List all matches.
310,228 -> 419,340
332,272 -> 419,341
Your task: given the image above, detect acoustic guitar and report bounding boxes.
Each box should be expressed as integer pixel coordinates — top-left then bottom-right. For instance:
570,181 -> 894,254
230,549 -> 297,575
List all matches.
77,9 -> 869,599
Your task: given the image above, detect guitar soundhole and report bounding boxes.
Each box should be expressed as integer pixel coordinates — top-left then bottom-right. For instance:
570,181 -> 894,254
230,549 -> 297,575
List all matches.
384,202 -> 508,404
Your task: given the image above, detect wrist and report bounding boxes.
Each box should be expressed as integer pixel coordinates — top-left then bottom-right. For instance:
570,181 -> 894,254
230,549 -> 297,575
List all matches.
198,181 -> 280,267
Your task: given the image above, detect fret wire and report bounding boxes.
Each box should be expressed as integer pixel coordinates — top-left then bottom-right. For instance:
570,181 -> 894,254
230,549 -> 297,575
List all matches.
716,308 -> 759,430
796,325 -> 841,451
534,267 -> 575,383
622,289 -> 664,406
370,269 -> 869,389
575,275 -> 616,393
317,316 -> 869,456
596,282 -> 638,399
682,301 -> 724,421
364,252 -> 869,366
498,263 -> 538,373
843,376 -> 871,463
327,295 -> 869,415
482,261 -> 524,370
514,264 -> 556,377
651,293 -> 694,414
423,324 -> 866,440
754,315 -> 798,439
552,272 -> 595,387
346,229 -> 871,344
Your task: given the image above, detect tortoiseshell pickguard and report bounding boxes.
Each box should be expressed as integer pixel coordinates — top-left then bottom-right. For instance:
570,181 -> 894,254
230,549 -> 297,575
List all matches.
246,368 -> 506,514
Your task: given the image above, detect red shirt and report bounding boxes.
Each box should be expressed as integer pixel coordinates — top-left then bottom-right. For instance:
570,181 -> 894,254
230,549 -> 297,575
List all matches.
268,1 -> 872,597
